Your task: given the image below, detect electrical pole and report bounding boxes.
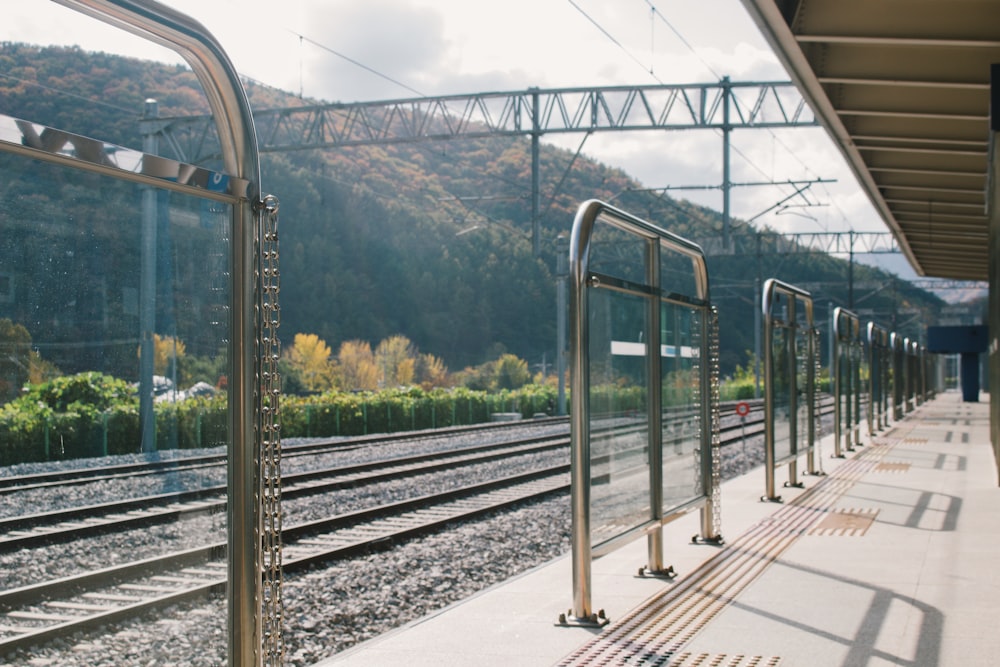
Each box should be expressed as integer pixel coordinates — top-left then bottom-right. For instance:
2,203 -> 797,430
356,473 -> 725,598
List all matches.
139,99 -> 158,453
722,76 -> 732,251
556,233 -> 568,415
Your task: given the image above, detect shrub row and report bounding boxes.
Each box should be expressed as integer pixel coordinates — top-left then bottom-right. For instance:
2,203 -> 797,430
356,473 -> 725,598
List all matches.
6,377 -> 790,467
0,385 -> 560,466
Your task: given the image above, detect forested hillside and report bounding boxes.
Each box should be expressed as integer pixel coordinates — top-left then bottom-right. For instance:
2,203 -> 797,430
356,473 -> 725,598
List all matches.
0,43 -> 943,378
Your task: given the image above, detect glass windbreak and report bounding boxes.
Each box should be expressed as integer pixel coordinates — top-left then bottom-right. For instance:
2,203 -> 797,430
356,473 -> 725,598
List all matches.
661,302 -> 703,510
587,217 -> 649,285
770,324 -> 793,462
588,287 -> 651,547
856,341 -> 868,434
837,341 -> 852,439
659,246 -> 701,302
0,152 -> 231,661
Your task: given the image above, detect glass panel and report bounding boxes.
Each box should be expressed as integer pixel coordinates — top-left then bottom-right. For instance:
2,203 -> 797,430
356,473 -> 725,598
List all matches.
588,287 -> 650,547
769,291 -> 790,325
661,302 -> 702,510
838,343 -> 851,440
659,245 -> 700,301
856,341 -> 868,431
0,151 -> 230,660
770,324 -> 792,462
588,215 -> 648,285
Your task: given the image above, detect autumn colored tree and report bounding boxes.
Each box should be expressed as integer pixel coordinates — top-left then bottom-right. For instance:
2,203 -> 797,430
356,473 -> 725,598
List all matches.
414,353 -> 450,389
375,335 -> 417,388
0,319 -> 32,403
286,333 -> 334,393
337,340 -> 379,391
493,353 -> 531,390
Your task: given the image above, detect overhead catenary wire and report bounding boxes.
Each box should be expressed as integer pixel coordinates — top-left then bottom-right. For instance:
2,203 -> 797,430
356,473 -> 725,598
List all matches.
638,1 -> 845,230
289,30 -> 425,98
566,0 -> 667,85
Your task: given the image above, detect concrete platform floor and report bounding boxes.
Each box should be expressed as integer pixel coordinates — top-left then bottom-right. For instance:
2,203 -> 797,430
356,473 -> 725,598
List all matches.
318,391 -> 998,666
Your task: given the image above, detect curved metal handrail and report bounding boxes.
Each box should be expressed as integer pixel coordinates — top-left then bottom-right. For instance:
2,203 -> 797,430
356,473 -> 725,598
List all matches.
568,199 -> 712,625
760,279 -> 815,500
53,2 -> 264,663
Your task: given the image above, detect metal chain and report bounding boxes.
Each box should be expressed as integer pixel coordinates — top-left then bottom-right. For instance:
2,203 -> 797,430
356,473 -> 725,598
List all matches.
691,306 -> 722,539
693,314 -> 703,503
256,194 -> 284,666
708,305 -> 722,538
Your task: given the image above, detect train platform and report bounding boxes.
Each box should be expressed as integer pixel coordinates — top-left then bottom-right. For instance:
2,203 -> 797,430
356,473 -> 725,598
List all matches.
318,391 -> 999,666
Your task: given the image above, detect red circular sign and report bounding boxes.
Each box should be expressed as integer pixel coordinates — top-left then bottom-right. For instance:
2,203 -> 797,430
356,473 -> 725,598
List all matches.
735,402 -> 750,416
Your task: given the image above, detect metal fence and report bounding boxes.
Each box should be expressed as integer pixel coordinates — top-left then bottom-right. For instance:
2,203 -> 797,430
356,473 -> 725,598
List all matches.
566,200 -> 719,625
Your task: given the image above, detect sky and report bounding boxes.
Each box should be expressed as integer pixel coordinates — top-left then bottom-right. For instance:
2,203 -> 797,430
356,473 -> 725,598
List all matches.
5,0 -> 915,276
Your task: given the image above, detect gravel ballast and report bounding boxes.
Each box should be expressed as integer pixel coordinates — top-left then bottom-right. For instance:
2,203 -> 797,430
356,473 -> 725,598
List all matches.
0,418 -> 808,666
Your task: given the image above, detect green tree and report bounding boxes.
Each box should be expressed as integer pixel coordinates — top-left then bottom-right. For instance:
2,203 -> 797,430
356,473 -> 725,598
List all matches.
494,353 -> 531,390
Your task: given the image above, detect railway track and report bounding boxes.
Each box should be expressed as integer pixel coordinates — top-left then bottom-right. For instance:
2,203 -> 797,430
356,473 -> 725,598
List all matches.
0,435 -> 569,551
0,398 -> 792,495
0,466 -> 569,654
0,418 -> 569,494
0,396 -> 842,553
0,395 -> 847,654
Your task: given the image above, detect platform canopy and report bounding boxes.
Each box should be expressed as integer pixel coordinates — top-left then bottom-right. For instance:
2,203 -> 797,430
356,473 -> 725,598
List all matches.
739,0 -> 1000,280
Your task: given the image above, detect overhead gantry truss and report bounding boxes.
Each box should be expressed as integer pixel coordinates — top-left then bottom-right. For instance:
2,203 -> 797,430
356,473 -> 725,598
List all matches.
152,81 -> 816,161
145,80 -> 817,255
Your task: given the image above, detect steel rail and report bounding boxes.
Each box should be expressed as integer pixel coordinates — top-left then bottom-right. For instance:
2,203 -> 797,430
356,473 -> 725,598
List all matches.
0,466 -> 569,654
0,436 -> 569,551
0,418 -> 569,493
0,397 -> 844,550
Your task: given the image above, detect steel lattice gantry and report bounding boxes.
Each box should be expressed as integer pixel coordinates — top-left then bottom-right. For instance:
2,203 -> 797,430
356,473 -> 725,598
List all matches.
147,80 -> 817,255
153,82 -> 815,159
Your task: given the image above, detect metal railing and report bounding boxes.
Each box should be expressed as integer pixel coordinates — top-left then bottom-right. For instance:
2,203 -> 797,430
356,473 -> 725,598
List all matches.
761,279 -> 817,501
22,2 -> 278,664
566,200 -> 718,625
832,307 -> 863,457
867,322 -> 891,434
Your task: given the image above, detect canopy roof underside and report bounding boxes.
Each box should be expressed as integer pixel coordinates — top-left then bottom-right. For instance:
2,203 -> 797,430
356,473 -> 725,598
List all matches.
740,0 -> 1000,280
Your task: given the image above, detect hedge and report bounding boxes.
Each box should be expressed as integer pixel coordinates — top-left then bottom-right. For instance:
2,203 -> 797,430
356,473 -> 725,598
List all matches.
0,384 -> 562,466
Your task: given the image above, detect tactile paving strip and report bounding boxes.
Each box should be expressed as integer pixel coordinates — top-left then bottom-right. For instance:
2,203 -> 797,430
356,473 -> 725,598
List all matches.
875,462 -> 911,473
555,423 -> 915,666
667,653 -> 782,666
809,509 -> 879,536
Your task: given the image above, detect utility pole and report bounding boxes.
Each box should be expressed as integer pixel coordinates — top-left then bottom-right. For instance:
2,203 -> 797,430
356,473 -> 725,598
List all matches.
138,99 -> 158,453
556,233 -> 568,415
722,76 -> 732,251
531,88 -> 541,257
848,230 -> 855,309
754,232 -> 761,397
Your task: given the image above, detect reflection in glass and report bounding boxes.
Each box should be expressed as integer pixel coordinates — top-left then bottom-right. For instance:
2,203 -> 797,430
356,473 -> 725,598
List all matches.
795,328 -> 810,453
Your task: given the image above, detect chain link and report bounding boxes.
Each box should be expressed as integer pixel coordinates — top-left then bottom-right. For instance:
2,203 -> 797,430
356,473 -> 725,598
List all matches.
813,327 -> 825,472
256,194 -> 284,666
708,306 -> 722,538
